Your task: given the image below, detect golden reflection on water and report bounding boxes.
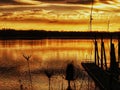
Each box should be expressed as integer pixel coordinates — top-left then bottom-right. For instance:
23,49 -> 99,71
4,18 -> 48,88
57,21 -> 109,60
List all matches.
0,39 -> 118,90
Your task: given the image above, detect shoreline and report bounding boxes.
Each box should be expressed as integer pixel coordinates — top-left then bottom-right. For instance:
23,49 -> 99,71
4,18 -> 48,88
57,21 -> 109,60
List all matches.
0,29 -> 120,40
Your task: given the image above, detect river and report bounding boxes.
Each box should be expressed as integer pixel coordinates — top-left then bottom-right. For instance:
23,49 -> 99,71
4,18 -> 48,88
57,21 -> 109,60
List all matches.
0,39 -> 118,90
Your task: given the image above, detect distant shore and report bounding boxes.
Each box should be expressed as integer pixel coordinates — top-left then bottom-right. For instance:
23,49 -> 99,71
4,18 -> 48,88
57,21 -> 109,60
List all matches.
0,29 -> 120,40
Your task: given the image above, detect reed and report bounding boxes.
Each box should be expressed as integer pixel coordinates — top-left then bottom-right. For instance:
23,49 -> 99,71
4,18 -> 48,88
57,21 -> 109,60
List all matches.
23,54 -> 33,90
44,67 -> 54,90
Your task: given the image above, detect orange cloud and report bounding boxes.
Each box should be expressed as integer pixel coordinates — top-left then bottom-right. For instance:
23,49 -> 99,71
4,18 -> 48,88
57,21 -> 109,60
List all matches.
14,0 -> 42,5
0,0 -> 120,31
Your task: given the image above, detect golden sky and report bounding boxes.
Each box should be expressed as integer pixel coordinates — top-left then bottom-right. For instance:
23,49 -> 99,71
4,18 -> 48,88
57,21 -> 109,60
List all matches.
0,0 -> 120,32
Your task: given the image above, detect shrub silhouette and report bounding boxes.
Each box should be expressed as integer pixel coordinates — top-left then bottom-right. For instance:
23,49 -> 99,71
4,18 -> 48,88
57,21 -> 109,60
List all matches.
66,62 -> 75,90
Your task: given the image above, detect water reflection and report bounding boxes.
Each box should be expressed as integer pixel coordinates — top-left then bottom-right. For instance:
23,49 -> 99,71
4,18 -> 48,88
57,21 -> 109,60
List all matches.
0,39 -> 118,90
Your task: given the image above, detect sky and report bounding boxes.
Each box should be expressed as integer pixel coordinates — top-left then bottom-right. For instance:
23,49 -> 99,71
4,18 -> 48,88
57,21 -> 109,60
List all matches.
0,0 -> 120,32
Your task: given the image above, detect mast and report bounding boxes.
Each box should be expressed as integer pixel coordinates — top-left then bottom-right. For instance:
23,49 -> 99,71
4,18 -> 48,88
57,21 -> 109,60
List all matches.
107,18 -> 110,31
90,0 -> 94,32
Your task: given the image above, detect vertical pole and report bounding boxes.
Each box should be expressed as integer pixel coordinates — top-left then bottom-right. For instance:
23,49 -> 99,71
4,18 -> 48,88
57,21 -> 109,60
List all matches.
107,18 -> 110,31
97,45 -> 100,66
95,38 -> 97,65
95,37 -> 100,67
89,0 -> 93,32
109,35 -> 113,90
110,36 -> 112,69
101,38 -> 103,69
118,39 -> 120,68
103,42 -> 107,70
96,42 -> 99,67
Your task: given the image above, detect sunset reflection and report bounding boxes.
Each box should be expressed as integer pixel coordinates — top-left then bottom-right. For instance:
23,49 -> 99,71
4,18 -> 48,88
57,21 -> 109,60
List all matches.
0,1 -> 120,90
0,39 -> 119,90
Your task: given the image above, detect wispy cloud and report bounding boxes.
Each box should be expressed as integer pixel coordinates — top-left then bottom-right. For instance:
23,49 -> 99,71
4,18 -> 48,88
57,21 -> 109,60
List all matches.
0,0 -> 42,5
14,0 -> 42,5
0,7 -> 119,24
0,0 -> 120,5
0,0 -> 120,31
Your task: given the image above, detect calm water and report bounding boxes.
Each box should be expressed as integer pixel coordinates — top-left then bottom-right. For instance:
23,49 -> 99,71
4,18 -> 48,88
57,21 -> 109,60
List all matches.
0,39 -> 118,90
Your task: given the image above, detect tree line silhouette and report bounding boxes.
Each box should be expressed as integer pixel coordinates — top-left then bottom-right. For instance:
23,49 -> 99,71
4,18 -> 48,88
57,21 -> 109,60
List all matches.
0,29 -> 120,40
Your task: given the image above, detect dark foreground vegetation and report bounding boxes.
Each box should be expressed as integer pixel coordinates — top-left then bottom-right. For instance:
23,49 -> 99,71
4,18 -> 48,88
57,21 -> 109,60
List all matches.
0,29 -> 120,40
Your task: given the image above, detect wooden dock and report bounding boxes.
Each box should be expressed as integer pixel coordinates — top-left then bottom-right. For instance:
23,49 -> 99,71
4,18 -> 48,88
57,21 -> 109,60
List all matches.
81,62 -> 120,90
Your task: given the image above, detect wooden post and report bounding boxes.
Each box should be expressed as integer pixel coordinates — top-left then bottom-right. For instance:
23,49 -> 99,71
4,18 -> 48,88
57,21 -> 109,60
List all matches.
89,0 -> 93,32
102,41 -> 107,70
95,38 -> 99,67
118,40 -> 120,68
95,38 -> 97,65
100,38 -> 107,70
101,38 -> 103,69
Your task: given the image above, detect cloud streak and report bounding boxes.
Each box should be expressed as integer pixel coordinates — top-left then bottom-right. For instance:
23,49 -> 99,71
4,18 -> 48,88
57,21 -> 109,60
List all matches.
0,0 -> 42,5
14,0 -> 42,5
0,0 -> 20,5
0,7 -> 119,25
0,0 -> 120,31
0,0 -> 120,5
